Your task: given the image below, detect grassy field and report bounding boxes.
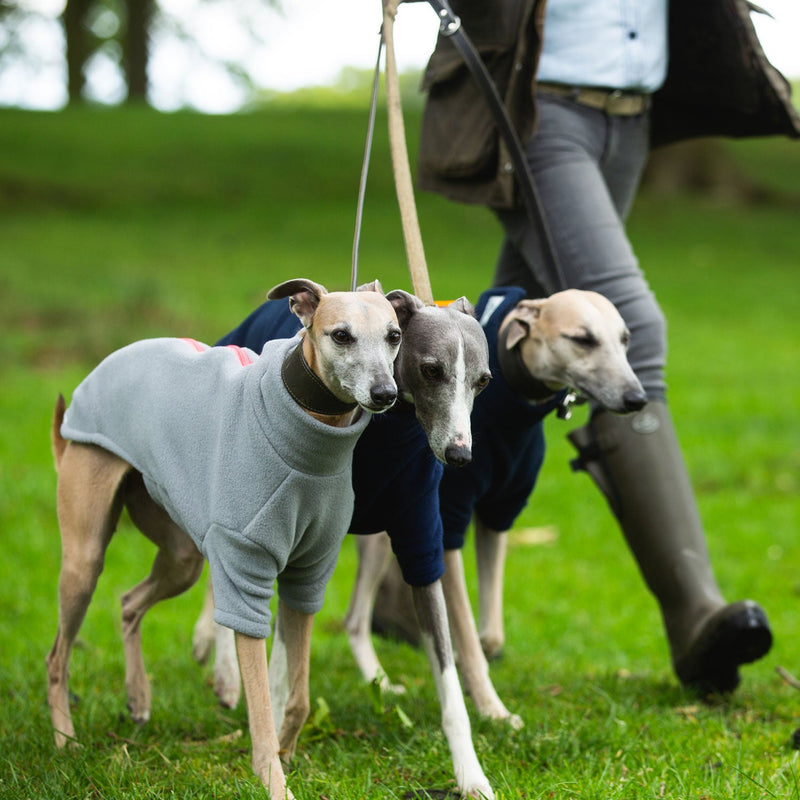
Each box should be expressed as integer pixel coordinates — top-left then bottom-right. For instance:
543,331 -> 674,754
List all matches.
0,104 -> 799,799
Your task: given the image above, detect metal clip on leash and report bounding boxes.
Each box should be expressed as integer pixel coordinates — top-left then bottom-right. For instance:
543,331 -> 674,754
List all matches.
431,0 -> 461,36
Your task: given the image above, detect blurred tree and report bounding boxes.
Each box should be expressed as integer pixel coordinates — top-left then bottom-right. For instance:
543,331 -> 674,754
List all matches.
642,140 -> 771,204
63,0 -> 94,102
125,0 -> 153,101
0,1 -> 31,71
1,0 -> 278,106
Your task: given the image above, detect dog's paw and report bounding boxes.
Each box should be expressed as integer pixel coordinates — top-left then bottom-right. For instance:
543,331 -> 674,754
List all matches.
461,778 -> 494,800
214,673 -> 242,709
127,703 -> 150,725
126,684 -> 151,725
254,754 -> 292,799
507,712 -> 524,731
191,628 -> 214,664
382,679 -> 407,696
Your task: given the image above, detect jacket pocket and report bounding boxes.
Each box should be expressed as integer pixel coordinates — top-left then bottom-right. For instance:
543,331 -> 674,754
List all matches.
418,45 -> 511,182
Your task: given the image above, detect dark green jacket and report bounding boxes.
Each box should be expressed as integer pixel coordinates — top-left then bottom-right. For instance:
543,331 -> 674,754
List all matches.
416,0 -> 800,209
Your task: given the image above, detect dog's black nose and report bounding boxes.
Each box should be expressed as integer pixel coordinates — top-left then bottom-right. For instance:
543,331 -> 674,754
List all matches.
370,384 -> 397,409
623,388 -> 648,412
444,444 -> 472,468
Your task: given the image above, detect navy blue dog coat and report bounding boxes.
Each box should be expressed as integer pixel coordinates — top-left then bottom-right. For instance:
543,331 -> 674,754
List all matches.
439,287 -> 564,549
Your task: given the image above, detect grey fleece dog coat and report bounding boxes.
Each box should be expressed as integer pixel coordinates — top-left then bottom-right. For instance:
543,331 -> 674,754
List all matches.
61,335 -> 369,638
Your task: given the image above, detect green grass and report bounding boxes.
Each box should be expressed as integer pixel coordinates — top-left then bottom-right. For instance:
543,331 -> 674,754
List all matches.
1,104 -> 799,798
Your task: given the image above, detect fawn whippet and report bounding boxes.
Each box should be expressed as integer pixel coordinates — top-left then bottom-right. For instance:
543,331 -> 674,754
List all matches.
46,279 -> 402,800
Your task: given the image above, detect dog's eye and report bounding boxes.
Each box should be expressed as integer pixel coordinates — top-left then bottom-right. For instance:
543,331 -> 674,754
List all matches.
331,329 -> 353,345
567,332 -> 598,348
621,331 -> 631,348
475,373 -> 491,392
421,363 -> 443,381
387,330 -> 402,347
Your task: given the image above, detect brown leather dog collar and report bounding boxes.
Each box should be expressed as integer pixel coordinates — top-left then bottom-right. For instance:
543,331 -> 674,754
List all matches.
496,324 -> 557,403
281,341 -> 358,416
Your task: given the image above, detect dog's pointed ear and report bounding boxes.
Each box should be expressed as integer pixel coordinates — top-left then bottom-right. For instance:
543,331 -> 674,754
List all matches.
385,289 -> 425,329
504,318 -> 528,349
504,299 -> 545,349
449,296 -> 477,318
267,279 -> 328,329
356,279 -> 384,294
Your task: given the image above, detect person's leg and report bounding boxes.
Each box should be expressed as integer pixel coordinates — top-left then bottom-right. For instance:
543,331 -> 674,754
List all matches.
494,94 -> 771,693
568,402 -> 771,693
495,94 -> 666,398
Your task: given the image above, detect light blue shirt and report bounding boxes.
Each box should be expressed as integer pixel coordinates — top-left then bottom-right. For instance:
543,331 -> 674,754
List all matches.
537,0 -> 669,93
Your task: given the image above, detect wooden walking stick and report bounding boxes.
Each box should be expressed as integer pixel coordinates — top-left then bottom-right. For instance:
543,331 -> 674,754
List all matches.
381,0 -> 435,306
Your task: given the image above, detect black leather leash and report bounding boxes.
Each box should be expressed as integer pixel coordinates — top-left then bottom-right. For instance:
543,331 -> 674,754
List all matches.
422,0 -> 567,292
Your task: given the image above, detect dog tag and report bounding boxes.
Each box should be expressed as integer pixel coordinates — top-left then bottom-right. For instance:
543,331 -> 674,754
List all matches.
556,391 -> 577,420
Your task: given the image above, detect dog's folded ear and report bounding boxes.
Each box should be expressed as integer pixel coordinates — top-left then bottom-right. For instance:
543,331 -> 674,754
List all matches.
449,297 -> 477,318
504,299 -> 545,349
268,279 -> 329,329
356,279 -> 384,295
385,289 -> 425,329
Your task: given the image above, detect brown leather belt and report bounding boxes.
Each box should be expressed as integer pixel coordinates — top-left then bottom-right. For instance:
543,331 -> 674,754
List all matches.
536,82 -> 651,116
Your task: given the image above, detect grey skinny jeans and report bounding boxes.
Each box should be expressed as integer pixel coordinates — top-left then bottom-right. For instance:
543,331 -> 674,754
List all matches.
494,91 -> 667,400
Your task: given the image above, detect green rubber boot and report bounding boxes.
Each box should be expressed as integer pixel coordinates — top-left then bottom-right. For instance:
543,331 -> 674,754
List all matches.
568,401 -> 772,695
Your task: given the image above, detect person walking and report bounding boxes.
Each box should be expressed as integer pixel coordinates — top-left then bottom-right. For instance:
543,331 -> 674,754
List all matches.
416,0 -> 800,694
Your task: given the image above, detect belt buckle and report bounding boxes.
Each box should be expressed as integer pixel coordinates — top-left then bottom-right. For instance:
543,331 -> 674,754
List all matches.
606,89 -> 625,114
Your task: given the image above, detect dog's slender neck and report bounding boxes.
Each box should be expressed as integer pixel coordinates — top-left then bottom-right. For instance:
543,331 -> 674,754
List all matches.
496,324 -> 559,404
281,341 -> 359,422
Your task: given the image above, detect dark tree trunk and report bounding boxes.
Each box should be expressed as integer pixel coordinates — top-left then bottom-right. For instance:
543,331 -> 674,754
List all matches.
62,0 -> 93,103
124,0 -> 154,103
643,140 -> 767,203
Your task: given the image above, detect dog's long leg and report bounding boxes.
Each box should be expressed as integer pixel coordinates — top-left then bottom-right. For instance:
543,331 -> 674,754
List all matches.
46,443 -> 130,748
413,581 -> 494,800
270,602 -> 313,763
267,613 -> 289,734
236,631 -> 292,799
192,580 -> 242,709
474,521 -> 508,660
121,477 -> 204,723
191,577 -> 216,664
344,532 -> 406,693
442,549 -> 523,729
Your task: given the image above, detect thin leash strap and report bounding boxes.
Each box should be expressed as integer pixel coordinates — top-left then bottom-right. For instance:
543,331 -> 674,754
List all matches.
351,32 -> 385,292
382,0 -> 435,306
425,0 -> 568,292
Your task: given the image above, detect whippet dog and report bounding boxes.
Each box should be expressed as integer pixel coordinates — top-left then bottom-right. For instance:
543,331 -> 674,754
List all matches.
364,286 -> 647,724
191,291 -> 497,798
45,279 -> 402,800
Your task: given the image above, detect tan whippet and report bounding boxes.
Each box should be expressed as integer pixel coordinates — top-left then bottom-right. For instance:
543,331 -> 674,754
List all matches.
45,278 -> 403,800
